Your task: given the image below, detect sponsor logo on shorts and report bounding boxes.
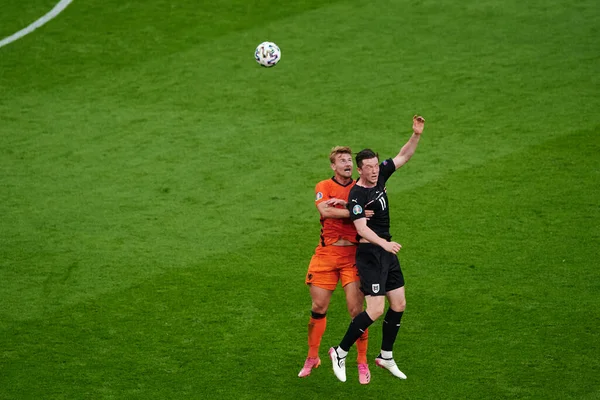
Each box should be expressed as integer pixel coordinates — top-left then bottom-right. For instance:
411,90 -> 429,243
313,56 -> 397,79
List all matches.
352,205 -> 363,215
316,192 -> 323,201
307,273 -> 313,281
372,284 -> 380,293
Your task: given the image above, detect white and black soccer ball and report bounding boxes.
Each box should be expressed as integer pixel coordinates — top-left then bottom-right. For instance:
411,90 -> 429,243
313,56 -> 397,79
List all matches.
255,42 -> 281,67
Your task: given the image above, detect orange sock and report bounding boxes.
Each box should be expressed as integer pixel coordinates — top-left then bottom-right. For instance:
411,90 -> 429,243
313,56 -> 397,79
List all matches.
356,328 -> 369,364
307,315 -> 327,358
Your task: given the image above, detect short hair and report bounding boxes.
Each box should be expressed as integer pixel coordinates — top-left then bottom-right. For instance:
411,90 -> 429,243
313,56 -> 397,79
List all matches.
329,146 -> 353,164
355,148 -> 379,168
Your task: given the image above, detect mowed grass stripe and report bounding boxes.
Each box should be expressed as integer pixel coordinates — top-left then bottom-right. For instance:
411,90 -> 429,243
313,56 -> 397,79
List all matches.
1,128 -> 598,399
0,107 -> 590,323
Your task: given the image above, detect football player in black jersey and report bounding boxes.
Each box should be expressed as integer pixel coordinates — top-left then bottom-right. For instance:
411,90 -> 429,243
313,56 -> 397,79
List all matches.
328,115 -> 425,383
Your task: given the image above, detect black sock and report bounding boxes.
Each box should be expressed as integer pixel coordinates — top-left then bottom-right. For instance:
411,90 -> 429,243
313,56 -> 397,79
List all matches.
339,311 -> 374,352
311,311 -> 326,319
381,308 -> 403,352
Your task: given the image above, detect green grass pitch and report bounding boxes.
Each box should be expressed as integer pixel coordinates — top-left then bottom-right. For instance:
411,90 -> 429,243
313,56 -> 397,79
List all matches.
1,0 -> 599,398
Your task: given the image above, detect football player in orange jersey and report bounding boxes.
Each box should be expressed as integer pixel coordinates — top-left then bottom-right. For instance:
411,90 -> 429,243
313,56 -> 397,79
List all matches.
298,146 -> 373,384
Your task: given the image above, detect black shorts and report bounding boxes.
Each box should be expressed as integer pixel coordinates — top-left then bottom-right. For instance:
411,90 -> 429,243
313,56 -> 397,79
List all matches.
355,243 -> 405,296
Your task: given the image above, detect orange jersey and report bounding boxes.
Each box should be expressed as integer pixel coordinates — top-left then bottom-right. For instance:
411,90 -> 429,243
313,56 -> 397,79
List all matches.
314,178 -> 358,246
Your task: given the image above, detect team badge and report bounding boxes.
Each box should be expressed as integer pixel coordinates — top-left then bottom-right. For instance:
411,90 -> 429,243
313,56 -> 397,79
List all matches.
372,284 -> 380,293
352,205 -> 363,215
315,192 -> 323,201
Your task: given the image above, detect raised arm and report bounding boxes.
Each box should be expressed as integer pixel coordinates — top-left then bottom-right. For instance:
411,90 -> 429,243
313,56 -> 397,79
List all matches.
392,115 -> 425,170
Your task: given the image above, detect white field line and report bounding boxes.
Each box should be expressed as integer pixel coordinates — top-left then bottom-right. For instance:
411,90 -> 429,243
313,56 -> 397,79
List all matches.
0,0 -> 73,49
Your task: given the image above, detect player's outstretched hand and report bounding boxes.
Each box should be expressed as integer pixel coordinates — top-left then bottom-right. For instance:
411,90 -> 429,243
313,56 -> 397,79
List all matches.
413,115 -> 425,135
382,241 -> 402,255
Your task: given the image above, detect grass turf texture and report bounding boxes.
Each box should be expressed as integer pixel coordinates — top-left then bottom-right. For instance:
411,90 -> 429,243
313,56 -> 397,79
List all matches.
1,0 -> 599,398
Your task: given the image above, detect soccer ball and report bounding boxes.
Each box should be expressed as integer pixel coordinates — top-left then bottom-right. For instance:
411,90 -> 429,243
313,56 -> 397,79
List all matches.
255,42 -> 281,67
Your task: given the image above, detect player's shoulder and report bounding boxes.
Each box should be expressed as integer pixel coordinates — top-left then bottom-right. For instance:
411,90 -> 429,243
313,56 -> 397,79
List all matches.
315,178 -> 334,190
349,182 -> 367,193
317,177 -> 355,189
380,158 -> 397,173
348,184 -> 366,201
317,177 -> 335,185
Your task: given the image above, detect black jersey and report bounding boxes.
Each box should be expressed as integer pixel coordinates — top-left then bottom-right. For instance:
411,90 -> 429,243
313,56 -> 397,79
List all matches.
348,158 -> 396,240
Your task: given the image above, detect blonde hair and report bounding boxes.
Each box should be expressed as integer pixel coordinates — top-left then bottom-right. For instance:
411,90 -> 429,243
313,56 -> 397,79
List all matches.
329,146 -> 352,164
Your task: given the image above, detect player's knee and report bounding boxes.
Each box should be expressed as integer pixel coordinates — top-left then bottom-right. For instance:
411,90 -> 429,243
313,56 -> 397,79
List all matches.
397,301 -> 406,312
366,303 -> 385,320
392,298 -> 406,312
367,308 -> 384,320
311,302 -> 328,314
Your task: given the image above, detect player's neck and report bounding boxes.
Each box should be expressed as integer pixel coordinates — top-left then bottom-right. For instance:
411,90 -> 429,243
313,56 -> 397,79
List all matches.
357,178 -> 376,188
